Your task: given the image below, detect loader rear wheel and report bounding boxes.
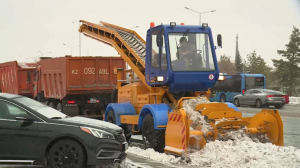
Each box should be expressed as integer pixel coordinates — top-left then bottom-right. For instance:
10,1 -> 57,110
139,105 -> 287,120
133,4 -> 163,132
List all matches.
142,114 -> 165,153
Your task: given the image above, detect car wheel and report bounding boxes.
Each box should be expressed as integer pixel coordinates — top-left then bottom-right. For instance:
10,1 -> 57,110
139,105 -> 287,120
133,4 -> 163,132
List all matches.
142,114 -> 165,153
48,139 -> 85,168
234,98 -> 240,107
56,102 -> 63,112
255,99 -> 262,108
220,94 -> 226,102
275,104 -> 283,109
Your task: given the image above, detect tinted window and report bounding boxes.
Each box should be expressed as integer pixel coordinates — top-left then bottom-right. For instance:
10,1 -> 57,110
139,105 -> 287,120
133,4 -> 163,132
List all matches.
244,90 -> 251,94
262,90 -> 283,95
0,100 -> 29,120
251,90 -> 258,94
13,97 -> 67,119
245,77 -> 264,90
232,75 -> 242,92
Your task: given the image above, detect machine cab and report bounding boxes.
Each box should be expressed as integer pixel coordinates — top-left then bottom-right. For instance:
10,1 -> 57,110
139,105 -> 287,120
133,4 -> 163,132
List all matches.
145,22 -> 222,92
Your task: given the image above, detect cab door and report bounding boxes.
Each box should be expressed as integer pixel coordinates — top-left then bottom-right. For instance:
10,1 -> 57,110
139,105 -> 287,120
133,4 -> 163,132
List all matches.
146,28 -> 167,86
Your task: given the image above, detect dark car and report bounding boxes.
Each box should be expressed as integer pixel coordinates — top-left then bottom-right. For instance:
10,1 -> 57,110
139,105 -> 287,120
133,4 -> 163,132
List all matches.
233,89 -> 286,108
0,93 -> 127,168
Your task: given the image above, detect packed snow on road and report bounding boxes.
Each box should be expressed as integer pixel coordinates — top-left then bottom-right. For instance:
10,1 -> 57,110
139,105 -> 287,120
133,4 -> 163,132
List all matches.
126,97 -> 300,168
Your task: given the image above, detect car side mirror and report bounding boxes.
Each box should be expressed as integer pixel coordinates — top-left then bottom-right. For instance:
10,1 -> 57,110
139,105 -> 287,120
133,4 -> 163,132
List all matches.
15,117 -> 35,122
217,34 -> 222,48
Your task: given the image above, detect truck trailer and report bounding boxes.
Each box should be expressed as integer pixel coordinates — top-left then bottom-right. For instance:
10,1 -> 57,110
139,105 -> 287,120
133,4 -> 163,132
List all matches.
34,56 -> 125,118
0,61 -> 36,97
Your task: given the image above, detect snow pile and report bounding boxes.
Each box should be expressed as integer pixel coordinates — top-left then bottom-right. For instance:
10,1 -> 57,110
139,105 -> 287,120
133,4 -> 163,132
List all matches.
127,138 -> 300,168
182,97 -> 212,133
289,97 -> 300,105
126,147 -> 182,165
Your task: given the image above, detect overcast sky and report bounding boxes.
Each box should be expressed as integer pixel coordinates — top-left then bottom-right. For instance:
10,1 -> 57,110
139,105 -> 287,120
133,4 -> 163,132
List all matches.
0,0 -> 299,67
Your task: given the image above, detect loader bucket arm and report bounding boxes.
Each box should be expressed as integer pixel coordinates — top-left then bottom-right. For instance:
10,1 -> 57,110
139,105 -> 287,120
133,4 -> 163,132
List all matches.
78,20 -> 150,90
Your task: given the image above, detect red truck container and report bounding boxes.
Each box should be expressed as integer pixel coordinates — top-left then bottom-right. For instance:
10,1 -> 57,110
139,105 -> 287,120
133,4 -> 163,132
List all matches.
0,61 -> 35,97
34,56 -> 125,117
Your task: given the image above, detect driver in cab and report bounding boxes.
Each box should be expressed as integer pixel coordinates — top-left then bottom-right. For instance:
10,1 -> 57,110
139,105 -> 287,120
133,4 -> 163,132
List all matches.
178,37 -> 196,59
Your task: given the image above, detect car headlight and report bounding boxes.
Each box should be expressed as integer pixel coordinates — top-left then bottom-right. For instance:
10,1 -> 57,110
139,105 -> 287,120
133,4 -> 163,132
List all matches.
80,126 -> 115,139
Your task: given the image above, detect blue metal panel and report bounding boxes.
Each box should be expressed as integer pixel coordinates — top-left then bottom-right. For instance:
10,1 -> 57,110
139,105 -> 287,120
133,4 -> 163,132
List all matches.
224,102 -> 239,112
209,91 -> 241,102
138,104 -> 170,130
105,103 -> 136,126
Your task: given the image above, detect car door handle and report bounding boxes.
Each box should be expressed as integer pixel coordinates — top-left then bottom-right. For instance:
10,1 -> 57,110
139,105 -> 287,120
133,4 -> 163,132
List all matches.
150,72 -> 154,74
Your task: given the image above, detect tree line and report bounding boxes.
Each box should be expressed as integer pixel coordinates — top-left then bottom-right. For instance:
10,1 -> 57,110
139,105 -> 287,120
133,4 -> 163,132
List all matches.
218,26 -> 300,96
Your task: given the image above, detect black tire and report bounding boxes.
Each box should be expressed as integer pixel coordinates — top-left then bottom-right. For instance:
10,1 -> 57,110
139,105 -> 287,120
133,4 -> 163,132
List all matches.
274,104 -> 283,109
49,101 -> 56,109
107,110 -> 131,142
255,99 -> 262,108
48,139 -> 85,168
142,114 -> 165,153
57,102 -> 63,112
234,98 -> 240,107
220,94 -> 226,102
107,110 -> 116,124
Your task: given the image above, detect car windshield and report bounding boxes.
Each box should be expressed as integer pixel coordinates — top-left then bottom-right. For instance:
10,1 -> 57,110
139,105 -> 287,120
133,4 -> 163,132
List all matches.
12,97 -> 67,119
168,32 -> 215,71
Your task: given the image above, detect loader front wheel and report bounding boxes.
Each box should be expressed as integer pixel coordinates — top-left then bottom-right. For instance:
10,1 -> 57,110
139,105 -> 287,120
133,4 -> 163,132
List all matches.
142,114 -> 165,153
107,110 -> 116,124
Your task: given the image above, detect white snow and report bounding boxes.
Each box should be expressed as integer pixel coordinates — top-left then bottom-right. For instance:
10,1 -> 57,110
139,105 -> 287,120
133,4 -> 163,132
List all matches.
182,97 -> 212,134
127,137 -> 300,168
126,147 -> 182,165
126,96 -> 300,168
289,97 -> 300,105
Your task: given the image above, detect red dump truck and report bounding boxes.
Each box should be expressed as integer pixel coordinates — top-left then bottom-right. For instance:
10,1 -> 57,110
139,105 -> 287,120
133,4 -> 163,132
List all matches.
34,56 -> 125,118
0,61 -> 36,97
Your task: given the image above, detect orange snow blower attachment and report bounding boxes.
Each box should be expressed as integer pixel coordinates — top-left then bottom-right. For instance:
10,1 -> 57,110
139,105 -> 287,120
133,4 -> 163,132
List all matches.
164,98 -> 284,156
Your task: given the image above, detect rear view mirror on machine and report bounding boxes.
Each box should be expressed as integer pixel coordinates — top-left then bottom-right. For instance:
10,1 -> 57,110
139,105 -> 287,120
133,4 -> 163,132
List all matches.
217,34 -> 222,48
156,34 -> 163,47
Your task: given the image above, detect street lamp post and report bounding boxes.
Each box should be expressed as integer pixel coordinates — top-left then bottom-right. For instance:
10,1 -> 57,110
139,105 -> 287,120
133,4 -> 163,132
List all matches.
73,21 -> 81,56
184,7 -> 216,25
63,43 -> 79,56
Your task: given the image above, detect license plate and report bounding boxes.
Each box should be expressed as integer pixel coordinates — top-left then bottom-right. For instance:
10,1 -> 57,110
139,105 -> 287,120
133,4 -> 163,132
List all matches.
90,98 -> 97,103
275,101 -> 282,104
